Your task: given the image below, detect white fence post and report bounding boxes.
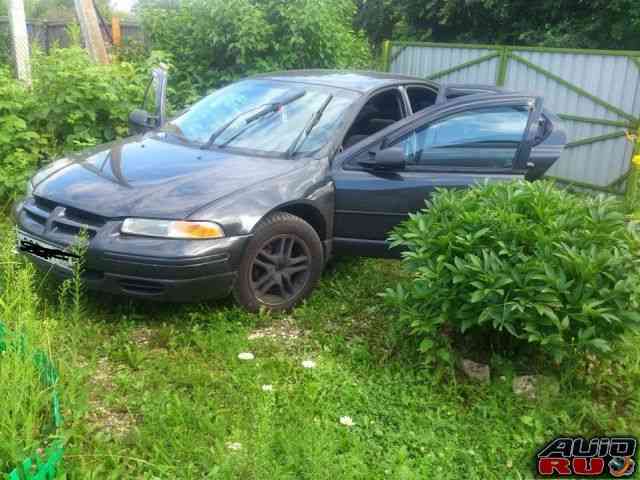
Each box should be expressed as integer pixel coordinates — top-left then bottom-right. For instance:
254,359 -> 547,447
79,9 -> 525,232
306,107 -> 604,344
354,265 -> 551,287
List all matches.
8,0 -> 32,85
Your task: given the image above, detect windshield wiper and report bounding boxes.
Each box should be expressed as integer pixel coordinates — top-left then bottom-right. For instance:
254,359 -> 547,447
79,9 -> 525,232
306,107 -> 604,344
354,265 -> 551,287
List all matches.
203,90 -> 306,150
286,94 -> 333,158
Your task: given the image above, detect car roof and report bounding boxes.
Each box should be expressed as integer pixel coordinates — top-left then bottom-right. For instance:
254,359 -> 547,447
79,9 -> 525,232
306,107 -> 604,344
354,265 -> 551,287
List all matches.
253,69 -> 438,94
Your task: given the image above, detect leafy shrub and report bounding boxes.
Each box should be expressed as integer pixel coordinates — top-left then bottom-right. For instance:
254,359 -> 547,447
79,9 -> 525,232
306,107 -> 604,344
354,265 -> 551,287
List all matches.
141,0 -> 373,105
263,0 -> 372,71
30,47 -> 148,151
0,68 -> 46,199
384,180 -> 640,364
142,0 -> 271,101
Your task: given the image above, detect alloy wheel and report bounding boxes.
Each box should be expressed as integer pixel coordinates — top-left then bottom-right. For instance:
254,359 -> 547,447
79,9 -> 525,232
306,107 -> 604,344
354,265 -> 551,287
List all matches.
250,234 -> 311,306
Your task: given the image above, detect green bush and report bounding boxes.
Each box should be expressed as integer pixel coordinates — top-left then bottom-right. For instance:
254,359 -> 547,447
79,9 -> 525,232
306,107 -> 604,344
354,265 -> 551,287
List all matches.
384,180 -> 640,364
142,0 -> 272,105
0,67 -> 46,200
30,47 -> 149,151
264,0 -> 372,71
141,0 -> 373,106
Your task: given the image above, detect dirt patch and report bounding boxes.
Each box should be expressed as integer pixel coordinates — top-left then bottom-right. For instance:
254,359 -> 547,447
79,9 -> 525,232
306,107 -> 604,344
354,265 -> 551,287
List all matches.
129,326 -> 169,354
130,327 -> 153,347
86,356 -> 136,437
87,404 -> 136,437
248,317 -> 303,344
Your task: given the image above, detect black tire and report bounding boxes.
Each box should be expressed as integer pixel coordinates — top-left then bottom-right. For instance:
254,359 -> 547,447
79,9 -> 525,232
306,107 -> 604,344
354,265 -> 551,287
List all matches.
233,212 -> 324,312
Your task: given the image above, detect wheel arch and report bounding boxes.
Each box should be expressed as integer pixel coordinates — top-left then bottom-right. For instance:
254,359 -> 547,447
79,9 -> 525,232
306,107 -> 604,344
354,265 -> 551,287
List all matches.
258,201 -> 328,241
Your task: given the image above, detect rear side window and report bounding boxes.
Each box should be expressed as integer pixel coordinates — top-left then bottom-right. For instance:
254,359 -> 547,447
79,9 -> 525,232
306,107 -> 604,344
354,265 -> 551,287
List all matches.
406,86 -> 437,113
397,106 -> 530,169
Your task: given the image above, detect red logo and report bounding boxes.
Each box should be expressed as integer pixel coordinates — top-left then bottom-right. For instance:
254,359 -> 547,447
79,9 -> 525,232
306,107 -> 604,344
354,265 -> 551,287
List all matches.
537,437 -> 636,478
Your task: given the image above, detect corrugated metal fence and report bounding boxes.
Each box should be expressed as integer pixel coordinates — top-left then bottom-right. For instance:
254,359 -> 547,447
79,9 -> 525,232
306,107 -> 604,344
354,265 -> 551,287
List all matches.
383,41 -> 640,190
0,16 -> 143,53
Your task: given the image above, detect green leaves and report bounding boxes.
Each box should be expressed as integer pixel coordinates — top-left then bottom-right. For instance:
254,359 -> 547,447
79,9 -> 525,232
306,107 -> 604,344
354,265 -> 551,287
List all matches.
398,0 -> 640,51
383,180 -> 640,365
139,0 -> 372,106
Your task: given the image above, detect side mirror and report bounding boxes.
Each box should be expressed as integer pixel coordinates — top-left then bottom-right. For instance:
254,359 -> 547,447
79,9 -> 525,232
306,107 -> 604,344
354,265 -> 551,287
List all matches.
358,146 -> 406,171
128,109 -> 158,135
130,65 -> 169,135
150,65 -> 168,126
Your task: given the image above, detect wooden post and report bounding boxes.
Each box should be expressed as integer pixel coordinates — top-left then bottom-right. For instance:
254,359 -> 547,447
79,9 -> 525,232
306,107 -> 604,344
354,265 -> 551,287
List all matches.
625,127 -> 640,209
111,15 -> 121,47
8,0 -> 32,85
381,40 -> 391,72
74,0 -> 109,64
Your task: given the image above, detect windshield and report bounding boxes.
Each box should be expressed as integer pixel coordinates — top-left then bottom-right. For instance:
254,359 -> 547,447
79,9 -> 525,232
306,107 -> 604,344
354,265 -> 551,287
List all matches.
166,79 -> 359,156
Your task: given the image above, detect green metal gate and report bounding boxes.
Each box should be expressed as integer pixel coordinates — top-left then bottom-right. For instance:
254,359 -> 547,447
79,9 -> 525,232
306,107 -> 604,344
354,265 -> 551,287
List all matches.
382,41 -> 640,192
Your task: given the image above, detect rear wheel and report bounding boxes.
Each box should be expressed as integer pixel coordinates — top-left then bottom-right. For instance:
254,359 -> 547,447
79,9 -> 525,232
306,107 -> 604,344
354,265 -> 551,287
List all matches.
233,212 -> 324,312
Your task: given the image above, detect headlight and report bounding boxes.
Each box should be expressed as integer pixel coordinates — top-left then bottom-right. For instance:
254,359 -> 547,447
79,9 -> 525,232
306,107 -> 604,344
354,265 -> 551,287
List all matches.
121,219 -> 225,239
25,180 -> 34,197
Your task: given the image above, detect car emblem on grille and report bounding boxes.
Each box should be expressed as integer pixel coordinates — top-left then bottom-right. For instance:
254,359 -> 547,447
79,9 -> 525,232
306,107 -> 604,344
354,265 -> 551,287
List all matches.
45,206 -> 66,233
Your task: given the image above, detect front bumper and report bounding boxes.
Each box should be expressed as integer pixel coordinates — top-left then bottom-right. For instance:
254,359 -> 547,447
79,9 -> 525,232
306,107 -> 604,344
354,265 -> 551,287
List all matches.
14,197 -> 251,302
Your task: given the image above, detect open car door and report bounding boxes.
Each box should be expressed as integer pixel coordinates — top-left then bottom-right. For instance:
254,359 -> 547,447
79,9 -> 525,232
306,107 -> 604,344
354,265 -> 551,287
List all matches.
332,93 -> 565,257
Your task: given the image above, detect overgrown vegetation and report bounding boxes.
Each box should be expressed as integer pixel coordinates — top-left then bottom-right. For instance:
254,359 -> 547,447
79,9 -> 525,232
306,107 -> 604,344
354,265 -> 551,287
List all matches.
0,229 -> 55,473
0,219 -> 636,477
139,0 -> 372,105
385,180 -> 640,365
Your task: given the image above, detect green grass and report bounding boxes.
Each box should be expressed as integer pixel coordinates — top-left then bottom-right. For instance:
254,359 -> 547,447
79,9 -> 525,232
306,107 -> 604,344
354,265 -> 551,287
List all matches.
1,223 -> 639,479
0,229 -> 56,474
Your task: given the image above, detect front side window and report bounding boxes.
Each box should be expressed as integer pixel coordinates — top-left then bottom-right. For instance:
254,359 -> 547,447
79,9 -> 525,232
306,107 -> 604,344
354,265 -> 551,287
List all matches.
398,106 -> 530,168
165,80 -> 358,156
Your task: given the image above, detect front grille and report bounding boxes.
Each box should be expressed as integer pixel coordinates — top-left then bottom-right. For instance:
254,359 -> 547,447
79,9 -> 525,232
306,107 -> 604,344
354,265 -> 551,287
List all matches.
34,196 -> 57,212
24,196 -> 108,240
24,206 -> 47,226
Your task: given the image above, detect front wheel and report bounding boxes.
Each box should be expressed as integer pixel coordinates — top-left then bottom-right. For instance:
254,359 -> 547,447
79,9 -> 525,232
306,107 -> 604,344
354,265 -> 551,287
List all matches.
233,212 -> 324,312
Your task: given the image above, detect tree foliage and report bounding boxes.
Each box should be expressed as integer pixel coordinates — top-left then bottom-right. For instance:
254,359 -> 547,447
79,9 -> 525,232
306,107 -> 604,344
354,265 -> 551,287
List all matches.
353,0 -> 402,49
355,0 -> 640,50
140,0 -> 372,105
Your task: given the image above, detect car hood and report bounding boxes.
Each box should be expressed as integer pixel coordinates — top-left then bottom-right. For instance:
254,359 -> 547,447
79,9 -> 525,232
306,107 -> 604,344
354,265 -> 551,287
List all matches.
33,134 -> 301,219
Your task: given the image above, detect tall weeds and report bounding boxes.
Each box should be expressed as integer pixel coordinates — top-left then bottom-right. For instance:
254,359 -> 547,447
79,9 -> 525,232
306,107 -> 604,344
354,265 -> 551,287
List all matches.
0,227 -> 55,473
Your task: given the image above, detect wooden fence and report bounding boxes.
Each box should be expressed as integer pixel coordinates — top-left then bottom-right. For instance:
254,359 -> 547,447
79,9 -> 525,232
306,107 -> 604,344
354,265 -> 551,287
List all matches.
0,16 -> 143,52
